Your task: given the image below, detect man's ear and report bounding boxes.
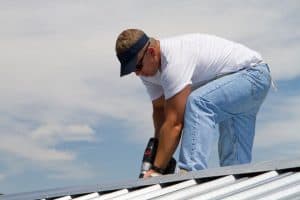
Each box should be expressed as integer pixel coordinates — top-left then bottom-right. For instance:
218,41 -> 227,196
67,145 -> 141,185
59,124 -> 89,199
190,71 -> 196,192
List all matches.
148,47 -> 156,56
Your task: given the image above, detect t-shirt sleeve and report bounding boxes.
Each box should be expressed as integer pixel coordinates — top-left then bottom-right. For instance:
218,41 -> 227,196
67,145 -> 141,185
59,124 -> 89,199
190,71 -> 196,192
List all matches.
141,78 -> 164,101
161,59 -> 194,99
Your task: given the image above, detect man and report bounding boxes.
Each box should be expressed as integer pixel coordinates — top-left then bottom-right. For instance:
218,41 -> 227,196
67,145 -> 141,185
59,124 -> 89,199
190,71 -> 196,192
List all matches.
115,29 -> 271,178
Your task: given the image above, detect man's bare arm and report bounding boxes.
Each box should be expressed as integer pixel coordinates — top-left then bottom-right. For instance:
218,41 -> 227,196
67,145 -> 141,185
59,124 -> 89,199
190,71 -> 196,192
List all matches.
153,85 -> 191,170
152,96 -> 165,138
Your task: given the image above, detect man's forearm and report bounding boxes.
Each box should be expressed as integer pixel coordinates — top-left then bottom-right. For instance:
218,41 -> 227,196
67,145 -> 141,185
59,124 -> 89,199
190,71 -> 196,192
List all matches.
153,108 -> 165,138
153,121 -> 182,170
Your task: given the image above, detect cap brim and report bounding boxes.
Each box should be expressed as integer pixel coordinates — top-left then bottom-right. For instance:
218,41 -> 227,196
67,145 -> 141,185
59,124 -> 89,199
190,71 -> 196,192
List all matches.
120,56 -> 137,77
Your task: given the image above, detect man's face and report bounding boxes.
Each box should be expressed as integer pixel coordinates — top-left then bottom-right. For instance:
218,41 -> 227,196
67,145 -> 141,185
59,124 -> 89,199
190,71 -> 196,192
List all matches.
135,42 -> 160,77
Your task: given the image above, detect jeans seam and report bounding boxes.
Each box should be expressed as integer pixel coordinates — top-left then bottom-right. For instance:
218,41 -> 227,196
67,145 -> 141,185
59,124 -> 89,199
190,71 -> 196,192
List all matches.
229,118 -> 237,164
190,112 -> 198,159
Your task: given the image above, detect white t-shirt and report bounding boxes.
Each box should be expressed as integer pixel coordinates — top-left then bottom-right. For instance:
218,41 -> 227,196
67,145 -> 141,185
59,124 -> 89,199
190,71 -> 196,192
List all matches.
141,34 -> 263,100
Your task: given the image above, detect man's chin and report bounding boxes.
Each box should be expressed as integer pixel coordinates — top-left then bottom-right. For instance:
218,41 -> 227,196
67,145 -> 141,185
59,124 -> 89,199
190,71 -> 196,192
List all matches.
142,74 -> 154,77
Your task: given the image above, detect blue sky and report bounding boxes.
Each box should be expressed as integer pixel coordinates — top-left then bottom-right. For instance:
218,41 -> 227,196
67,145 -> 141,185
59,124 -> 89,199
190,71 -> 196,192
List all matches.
0,0 -> 300,194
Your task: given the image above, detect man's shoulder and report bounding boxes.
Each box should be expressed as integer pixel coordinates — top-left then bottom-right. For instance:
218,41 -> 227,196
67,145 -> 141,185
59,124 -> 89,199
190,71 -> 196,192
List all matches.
160,33 -> 202,42
160,33 -> 216,54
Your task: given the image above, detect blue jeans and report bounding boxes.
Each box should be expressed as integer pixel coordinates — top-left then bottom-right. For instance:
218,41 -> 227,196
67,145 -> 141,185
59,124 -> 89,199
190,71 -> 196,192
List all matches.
178,63 -> 271,171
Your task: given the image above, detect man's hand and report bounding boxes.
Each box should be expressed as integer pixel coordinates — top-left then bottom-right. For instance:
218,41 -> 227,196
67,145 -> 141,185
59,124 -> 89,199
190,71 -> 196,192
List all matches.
142,169 -> 162,178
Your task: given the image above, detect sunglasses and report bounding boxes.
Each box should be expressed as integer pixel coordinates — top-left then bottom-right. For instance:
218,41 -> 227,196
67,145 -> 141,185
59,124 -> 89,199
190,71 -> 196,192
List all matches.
136,42 -> 150,71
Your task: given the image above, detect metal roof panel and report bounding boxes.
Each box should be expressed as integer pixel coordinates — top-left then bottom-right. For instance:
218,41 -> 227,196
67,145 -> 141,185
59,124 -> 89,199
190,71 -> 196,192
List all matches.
1,158 -> 300,200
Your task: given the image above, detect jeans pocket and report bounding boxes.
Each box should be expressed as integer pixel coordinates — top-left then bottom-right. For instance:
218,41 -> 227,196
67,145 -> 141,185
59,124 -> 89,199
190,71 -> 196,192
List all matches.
243,67 -> 271,101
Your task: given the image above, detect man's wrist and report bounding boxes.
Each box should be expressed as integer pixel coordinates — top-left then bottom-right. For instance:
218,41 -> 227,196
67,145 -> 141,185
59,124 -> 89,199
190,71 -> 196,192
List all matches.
151,164 -> 165,174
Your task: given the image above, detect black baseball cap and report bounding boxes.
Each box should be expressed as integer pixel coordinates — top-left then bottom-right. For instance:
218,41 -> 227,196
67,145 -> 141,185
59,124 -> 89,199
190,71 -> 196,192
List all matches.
117,34 -> 150,76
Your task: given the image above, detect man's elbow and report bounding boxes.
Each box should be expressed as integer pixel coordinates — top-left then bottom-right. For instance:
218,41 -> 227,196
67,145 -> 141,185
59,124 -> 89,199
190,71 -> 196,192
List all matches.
164,120 -> 183,135
174,123 -> 183,134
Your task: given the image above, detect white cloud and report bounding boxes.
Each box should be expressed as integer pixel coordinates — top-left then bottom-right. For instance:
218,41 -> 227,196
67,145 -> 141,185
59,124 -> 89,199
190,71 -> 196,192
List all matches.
256,96 -> 300,147
0,124 -> 97,181
31,124 -> 95,145
0,134 -> 74,162
264,45 -> 300,80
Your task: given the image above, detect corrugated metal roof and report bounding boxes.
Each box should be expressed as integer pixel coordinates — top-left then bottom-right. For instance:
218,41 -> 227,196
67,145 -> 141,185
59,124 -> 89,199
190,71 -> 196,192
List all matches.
1,158 -> 300,200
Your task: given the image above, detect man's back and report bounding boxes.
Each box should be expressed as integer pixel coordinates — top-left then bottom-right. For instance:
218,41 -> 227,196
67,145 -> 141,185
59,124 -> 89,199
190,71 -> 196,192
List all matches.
142,33 -> 263,100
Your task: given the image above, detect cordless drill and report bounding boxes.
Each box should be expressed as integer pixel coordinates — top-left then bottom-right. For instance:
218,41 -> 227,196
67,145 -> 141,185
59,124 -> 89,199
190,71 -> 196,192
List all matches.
139,137 -> 177,178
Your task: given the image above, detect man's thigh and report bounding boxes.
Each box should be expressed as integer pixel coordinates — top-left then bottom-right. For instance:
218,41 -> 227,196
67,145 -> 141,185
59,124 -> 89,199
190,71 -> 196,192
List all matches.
190,67 -> 269,122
